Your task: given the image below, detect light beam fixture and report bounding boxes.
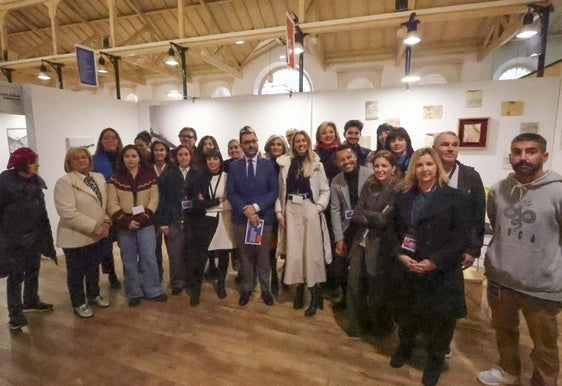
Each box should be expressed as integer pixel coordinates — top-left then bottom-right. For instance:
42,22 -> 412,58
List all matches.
516,9 -> 538,39
294,24 -> 308,93
97,57 -> 109,74
402,13 -> 421,46
165,45 -> 179,66
38,60 -> 64,89
0,66 -> 14,83
516,3 -> 554,77
99,51 -> 121,100
165,42 -> 189,99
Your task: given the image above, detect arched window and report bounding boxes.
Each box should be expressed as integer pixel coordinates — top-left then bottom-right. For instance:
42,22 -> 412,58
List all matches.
211,86 -> 231,98
259,67 -> 312,95
498,66 -> 532,80
346,77 -> 374,89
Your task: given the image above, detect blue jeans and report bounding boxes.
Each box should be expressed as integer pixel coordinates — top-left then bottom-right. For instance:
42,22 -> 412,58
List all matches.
117,226 -> 163,300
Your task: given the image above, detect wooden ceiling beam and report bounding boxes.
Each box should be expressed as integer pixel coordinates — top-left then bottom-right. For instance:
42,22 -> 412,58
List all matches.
478,14 -> 524,61
106,0 -> 116,48
194,49 -> 242,78
240,38 -> 282,65
124,0 -> 165,41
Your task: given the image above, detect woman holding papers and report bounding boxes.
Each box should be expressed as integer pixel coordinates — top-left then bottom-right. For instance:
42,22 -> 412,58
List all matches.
275,130 -> 331,317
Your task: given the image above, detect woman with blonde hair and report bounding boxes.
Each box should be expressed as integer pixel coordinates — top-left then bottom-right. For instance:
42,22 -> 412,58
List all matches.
314,121 -> 342,183
389,147 -> 469,386
276,130 -> 331,316
54,147 -> 111,318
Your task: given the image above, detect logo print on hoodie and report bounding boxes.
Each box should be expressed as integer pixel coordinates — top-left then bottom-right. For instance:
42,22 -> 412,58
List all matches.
504,201 -> 536,241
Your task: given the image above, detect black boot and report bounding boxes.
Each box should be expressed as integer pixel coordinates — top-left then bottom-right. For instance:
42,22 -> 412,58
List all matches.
293,283 -> 305,309
305,284 -> 321,317
216,281 -> 227,299
108,268 -> 121,289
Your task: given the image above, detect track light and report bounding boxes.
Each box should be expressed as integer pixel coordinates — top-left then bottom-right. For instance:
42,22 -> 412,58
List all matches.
516,10 -> 538,39
165,46 -> 179,66
37,63 -> 51,80
97,57 -> 108,74
402,13 -> 421,46
401,74 -> 420,83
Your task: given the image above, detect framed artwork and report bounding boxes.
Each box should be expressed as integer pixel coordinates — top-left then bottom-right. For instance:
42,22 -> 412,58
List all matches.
458,118 -> 489,148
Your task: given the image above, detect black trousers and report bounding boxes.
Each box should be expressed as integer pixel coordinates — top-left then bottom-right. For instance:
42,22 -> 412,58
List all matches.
208,250 -> 229,283
7,262 -> 40,323
63,241 -> 102,307
185,218 -> 212,296
99,227 -> 116,274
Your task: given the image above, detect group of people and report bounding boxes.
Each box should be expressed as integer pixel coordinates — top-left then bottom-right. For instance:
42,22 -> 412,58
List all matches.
0,118 -> 560,386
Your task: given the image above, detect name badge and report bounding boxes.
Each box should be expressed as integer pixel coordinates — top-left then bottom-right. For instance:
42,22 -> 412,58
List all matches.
345,210 -> 354,220
132,205 -> 145,215
181,200 -> 193,210
291,195 -> 303,205
401,235 -> 416,253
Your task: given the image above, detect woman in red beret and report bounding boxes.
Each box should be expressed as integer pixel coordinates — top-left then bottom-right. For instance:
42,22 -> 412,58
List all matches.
0,147 -> 57,331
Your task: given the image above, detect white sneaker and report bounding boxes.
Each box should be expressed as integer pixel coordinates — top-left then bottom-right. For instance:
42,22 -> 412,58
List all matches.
73,304 -> 94,318
88,295 -> 110,307
477,366 -> 520,385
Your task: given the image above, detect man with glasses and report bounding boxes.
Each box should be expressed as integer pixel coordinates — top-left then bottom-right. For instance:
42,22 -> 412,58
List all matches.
177,127 -> 201,169
226,126 -> 279,307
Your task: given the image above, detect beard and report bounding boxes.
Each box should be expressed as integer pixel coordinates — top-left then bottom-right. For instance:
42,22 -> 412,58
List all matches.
512,161 -> 542,177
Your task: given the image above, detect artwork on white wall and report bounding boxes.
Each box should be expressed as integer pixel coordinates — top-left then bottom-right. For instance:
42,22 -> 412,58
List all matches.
423,105 -> 443,120
501,101 -> 524,116
520,122 -> 539,133
66,137 -> 95,151
365,100 -> 379,121
458,117 -> 489,148
7,128 -> 27,153
465,90 -> 483,108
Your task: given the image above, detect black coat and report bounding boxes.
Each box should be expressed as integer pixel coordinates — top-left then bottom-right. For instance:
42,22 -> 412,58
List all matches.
0,170 -> 56,276
391,184 -> 470,319
155,166 -> 216,226
456,161 -> 486,258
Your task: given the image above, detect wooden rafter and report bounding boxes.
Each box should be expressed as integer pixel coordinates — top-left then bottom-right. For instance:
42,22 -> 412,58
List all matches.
124,0 -> 165,42
478,14 -> 524,61
194,49 -> 242,78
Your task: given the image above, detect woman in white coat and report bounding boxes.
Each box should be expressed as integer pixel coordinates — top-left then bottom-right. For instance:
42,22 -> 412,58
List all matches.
54,147 -> 111,318
276,130 -> 332,317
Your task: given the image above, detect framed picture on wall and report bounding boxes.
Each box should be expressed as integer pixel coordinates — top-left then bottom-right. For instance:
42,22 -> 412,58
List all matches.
458,118 -> 489,148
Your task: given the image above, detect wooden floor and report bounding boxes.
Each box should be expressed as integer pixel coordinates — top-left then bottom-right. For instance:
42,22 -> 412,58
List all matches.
1,253 -> 561,386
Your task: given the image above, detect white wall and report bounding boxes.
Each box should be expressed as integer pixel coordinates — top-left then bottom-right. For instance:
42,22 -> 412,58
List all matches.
23,84 -> 140,249
145,77 -> 562,189
0,113 -> 27,172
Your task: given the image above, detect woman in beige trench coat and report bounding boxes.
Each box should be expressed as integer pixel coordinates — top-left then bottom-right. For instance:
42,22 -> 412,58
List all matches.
275,130 -> 332,317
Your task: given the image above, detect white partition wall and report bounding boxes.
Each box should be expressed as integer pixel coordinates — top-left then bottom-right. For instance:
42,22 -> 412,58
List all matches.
146,77 -> 562,189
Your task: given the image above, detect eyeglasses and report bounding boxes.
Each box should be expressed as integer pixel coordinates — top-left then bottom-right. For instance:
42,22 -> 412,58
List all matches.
242,140 -> 258,145
179,135 -> 195,139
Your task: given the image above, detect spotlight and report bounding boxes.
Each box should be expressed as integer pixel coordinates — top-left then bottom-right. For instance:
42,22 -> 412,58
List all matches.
37,64 -> 51,80
402,13 -> 421,46
165,46 -> 179,66
97,57 -> 108,74
516,10 -> 538,39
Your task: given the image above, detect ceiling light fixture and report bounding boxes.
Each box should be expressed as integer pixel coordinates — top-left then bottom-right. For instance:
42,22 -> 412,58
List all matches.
402,13 -> 421,46
516,3 -> 554,77
97,57 -> 108,74
401,74 -> 421,83
516,9 -> 538,39
165,46 -> 179,66
235,40 -> 245,45
37,63 -> 51,80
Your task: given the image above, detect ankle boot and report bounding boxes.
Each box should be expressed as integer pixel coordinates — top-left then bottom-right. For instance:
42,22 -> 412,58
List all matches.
293,283 -> 305,309
305,284 -> 321,317
108,268 -> 121,289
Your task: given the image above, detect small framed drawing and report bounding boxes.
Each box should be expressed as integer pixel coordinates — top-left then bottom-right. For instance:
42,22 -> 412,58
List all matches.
458,117 -> 489,148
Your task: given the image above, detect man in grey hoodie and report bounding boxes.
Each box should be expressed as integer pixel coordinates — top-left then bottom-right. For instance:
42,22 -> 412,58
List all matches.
478,133 -> 562,386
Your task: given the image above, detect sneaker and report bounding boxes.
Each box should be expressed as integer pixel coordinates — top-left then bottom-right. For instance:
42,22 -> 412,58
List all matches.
477,366 -> 520,385
88,296 -> 110,308
73,304 -> 93,318
22,301 -> 54,313
8,318 -> 28,330
445,347 -> 452,359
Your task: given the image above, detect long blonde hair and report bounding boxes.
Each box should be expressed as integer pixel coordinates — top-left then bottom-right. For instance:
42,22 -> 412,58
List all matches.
290,130 -> 317,178
400,147 -> 449,192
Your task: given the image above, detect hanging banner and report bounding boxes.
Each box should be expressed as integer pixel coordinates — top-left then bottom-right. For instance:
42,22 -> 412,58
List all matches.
75,44 -> 98,87
286,12 -> 295,68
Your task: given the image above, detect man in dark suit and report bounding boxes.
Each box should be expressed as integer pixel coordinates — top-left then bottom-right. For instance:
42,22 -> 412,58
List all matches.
226,126 -> 279,306
343,120 -> 371,166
